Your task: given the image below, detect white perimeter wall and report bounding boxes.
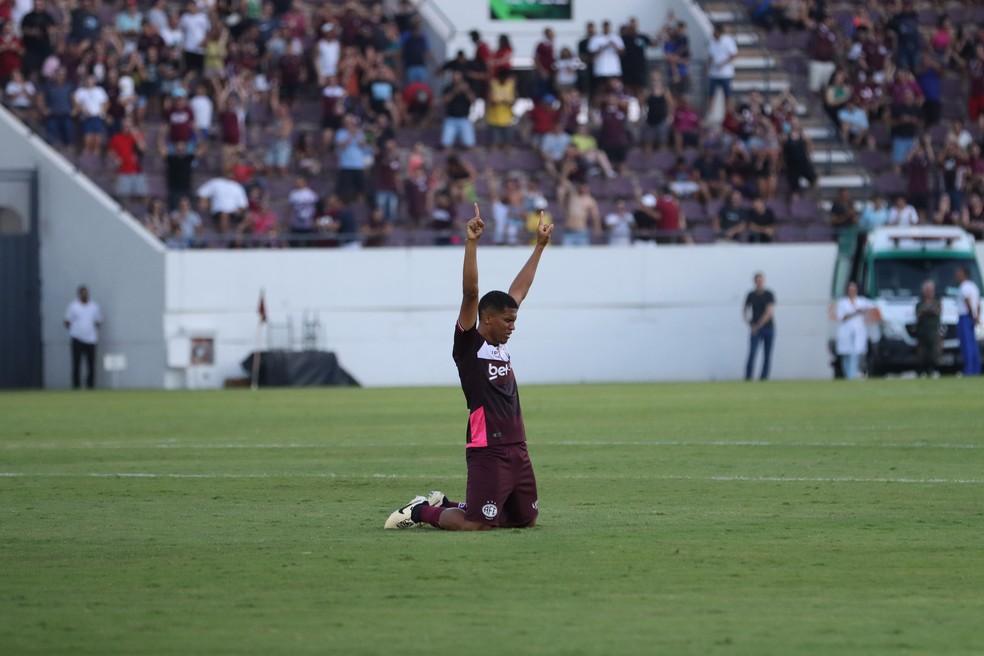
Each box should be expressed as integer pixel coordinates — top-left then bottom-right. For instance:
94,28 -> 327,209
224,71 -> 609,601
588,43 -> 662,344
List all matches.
165,244 -> 837,388
0,107 -> 166,389
422,0 -> 712,64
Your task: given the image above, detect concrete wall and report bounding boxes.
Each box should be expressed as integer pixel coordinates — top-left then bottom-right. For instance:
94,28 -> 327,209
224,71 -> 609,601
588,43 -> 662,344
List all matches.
0,107 -> 166,389
421,0 -> 712,65
164,244 -> 836,388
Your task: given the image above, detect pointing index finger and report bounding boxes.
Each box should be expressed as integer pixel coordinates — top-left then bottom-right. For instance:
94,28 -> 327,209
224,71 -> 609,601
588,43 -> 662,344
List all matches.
474,202 -> 481,219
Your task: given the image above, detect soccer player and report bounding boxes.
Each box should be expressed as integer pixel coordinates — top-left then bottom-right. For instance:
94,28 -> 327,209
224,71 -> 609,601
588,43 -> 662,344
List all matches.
384,204 -> 553,530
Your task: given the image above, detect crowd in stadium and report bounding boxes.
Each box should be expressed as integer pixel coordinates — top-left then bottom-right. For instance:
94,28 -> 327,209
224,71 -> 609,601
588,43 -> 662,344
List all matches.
1,0 -> 983,246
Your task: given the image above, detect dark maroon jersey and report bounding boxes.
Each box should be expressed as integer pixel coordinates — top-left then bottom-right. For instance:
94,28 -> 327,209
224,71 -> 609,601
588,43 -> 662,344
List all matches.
452,322 -> 526,448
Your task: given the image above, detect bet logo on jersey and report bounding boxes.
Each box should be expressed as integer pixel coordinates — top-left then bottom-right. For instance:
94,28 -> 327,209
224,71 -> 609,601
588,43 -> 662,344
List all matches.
481,502 -> 498,520
487,362 -> 511,380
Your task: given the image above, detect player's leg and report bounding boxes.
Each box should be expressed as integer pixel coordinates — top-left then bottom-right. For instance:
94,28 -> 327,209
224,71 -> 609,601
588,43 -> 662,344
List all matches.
499,444 -> 539,529
418,447 -> 508,531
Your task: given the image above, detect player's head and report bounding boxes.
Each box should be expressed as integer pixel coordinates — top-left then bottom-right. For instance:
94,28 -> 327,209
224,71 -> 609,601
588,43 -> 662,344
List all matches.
77,285 -> 89,302
478,291 -> 519,345
955,265 -> 969,283
753,272 -> 764,290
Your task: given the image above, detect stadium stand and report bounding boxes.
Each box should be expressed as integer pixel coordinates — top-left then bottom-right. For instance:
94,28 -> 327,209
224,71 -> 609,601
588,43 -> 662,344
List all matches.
1,0 -> 982,247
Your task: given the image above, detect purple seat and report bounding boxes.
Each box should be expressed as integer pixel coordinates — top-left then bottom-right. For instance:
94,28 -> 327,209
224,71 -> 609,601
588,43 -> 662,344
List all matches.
775,224 -> 802,242
805,224 -> 834,242
506,149 -> 541,171
873,172 -> 906,196
857,149 -> 891,173
680,199 -> 706,221
790,197 -> 820,221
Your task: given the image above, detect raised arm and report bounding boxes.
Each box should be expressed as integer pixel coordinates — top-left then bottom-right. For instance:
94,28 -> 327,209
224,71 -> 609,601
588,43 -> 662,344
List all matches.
508,211 -> 554,306
458,203 -> 483,330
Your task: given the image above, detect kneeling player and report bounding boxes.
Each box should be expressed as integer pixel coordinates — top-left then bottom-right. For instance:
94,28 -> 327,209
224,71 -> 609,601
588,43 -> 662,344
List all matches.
385,204 -> 553,530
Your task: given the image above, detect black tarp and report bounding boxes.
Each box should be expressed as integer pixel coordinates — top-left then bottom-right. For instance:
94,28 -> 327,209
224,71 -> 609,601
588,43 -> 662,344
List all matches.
240,351 -> 360,387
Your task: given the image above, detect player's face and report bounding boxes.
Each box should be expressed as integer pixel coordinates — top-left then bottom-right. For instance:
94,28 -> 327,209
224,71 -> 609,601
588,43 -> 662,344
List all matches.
484,308 -> 518,345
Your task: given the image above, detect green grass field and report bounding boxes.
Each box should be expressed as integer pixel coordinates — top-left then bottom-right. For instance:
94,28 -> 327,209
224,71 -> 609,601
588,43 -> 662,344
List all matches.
1,381 -> 983,655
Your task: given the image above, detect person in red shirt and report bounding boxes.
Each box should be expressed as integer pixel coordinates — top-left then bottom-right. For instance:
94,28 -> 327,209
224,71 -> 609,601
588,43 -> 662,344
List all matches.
655,186 -> 693,244
0,21 -> 23,82
107,116 -> 148,202
491,34 -> 512,78
469,30 -> 491,66
533,27 -> 556,99
968,44 -> 984,126
165,88 -> 194,144
528,94 -> 559,145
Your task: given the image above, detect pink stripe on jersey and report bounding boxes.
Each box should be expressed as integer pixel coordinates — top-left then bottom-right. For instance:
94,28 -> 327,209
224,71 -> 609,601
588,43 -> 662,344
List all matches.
467,407 -> 488,448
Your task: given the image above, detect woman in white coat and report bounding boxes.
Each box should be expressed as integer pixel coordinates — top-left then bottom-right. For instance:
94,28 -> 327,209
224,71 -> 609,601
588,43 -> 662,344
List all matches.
835,281 -> 878,379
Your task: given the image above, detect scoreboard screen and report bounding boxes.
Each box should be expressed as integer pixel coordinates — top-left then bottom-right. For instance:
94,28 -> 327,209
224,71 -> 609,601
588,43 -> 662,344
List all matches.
490,0 -> 572,20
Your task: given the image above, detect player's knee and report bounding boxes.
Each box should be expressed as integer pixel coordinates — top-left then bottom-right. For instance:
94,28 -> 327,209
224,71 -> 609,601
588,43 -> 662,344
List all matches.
461,520 -> 493,531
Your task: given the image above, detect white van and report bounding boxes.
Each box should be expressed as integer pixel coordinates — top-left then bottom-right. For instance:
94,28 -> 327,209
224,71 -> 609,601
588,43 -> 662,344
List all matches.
830,226 -> 984,376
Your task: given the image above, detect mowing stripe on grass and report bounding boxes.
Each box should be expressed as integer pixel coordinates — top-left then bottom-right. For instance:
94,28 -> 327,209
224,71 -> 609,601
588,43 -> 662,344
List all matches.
1,472 -> 983,484
2,440 -> 982,450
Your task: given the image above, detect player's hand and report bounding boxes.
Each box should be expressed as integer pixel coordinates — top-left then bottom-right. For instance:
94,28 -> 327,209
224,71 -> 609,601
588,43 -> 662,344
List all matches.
466,203 -> 484,241
535,210 -> 554,247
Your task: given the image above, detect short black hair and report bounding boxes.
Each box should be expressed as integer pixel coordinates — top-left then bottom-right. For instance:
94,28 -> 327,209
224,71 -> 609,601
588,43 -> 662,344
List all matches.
479,291 -> 518,317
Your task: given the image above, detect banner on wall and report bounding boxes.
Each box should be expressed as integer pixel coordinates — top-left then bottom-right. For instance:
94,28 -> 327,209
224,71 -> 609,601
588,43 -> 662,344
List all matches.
490,0 -> 572,20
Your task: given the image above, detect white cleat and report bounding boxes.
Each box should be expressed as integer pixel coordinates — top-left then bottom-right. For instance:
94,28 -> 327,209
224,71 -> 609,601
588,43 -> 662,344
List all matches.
384,495 -> 428,529
426,490 -> 445,507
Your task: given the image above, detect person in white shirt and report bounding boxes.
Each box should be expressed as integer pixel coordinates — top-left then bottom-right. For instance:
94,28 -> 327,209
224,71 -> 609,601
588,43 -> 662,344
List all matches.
64,285 -> 103,389
834,281 -> 878,379
73,75 -> 109,155
605,199 -> 634,246
588,20 -> 624,86
955,265 -> 981,375
708,23 -> 738,100
886,195 -> 918,226
189,82 -> 213,141
315,23 -> 340,83
197,173 -> 248,235
179,2 -> 209,74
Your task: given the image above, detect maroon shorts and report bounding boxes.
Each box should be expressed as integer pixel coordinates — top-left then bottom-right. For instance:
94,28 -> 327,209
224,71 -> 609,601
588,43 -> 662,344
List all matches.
465,443 -> 538,528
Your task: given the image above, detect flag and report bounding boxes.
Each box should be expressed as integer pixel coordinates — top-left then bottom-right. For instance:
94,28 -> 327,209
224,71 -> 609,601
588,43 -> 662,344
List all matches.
258,291 -> 267,324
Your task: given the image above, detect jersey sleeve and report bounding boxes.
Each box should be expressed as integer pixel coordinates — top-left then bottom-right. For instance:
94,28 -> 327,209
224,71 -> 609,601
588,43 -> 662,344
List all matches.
452,322 -> 480,363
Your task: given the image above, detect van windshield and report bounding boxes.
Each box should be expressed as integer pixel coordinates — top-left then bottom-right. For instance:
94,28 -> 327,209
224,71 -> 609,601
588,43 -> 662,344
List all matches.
872,257 -> 983,299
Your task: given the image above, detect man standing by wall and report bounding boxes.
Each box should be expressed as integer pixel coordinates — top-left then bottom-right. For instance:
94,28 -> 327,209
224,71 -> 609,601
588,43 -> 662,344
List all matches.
708,23 -> 737,101
955,266 -> 981,376
743,272 -> 775,381
64,285 -> 102,389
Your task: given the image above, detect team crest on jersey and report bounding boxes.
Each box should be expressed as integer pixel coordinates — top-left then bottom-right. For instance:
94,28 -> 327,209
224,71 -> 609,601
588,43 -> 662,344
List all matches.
481,502 -> 498,519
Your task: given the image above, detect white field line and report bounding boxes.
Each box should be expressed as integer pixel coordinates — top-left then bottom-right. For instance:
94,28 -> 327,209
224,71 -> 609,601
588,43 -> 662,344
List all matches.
1,472 -> 983,485
0,440 -> 982,450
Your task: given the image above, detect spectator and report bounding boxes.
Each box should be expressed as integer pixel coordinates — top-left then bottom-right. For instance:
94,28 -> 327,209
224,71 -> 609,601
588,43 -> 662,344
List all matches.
287,176 -> 320,242
598,86 -> 630,173
265,103 -> 294,177
524,196 -> 552,246
887,195 -> 918,226
835,281 -> 877,380
605,198 -> 634,246
743,272 -> 775,381
838,99 -> 871,147
171,195 -> 202,248
335,114 -> 370,203
142,197 -> 172,241
829,188 -> 858,239
555,46 -> 583,93
887,0 -> 921,72
917,55 -> 943,127
162,139 -> 196,210
577,22 -> 595,96
430,189 -> 455,246
807,16 -> 837,93
661,19 -> 690,96
64,285 -> 102,389
445,152 -> 476,205
931,193 -> 961,226
72,75 -> 109,157
968,44 -> 984,128
315,23 -> 340,83
528,93 -> 560,147
715,189 -> 747,242
539,122 -> 571,177
216,88 -> 245,169
824,69 -> 852,126
746,197 -> 776,243
364,207 -> 391,248
642,71 -> 673,150
39,66 -> 73,147
963,192 -> 984,238
320,74 -> 346,146
671,95 -> 700,153
189,82 -> 212,143
589,20 -> 624,91
632,191 -> 660,243
401,19 -> 430,84
372,139 -> 402,223
115,0 -> 143,46
4,68 -> 34,120
859,196 -> 890,231
708,23 -> 738,101
889,88 -> 923,168
164,86 -> 194,145
440,70 -> 475,149
108,116 -> 148,203
782,125 -> 817,197
904,137 -> 933,217
557,178 -> 601,246
238,188 -> 280,247
492,34 -> 513,78
655,185 -> 692,244
619,17 -> 650,97
915,280 -> 941,377
197,168 -> 248,235
0,21 -> 23,83
19,0 -> 55,76
570,124 -> 617,178
533,27 -> 555,99
486,70 -> 516,150
179,1 -> 209,75
955,264 -> 981,376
